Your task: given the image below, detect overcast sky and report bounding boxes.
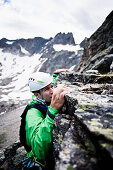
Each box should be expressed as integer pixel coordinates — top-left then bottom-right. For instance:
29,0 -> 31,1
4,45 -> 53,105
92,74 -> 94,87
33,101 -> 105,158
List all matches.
0,0 -> 113,43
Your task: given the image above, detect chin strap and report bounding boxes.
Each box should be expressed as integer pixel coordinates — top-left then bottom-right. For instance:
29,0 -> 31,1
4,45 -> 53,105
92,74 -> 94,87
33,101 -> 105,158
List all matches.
40,89 -> 43,100
35,89 -> 50,106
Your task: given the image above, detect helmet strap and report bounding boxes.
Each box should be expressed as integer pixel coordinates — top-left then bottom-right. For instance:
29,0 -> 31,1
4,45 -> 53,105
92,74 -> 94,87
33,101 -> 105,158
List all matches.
40,89 -> 44,100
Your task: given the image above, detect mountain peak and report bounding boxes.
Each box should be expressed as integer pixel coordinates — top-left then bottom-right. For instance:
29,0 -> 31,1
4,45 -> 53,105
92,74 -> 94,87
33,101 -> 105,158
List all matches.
52,32 -> 75,45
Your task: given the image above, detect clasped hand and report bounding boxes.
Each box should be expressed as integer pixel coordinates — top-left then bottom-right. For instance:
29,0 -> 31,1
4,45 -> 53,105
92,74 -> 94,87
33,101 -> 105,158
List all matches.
50,84 -> 71,110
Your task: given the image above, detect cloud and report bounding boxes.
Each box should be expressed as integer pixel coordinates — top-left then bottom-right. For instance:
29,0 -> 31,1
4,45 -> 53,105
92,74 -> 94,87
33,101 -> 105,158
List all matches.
0,0 -> 113,43
4,0 -> 9,3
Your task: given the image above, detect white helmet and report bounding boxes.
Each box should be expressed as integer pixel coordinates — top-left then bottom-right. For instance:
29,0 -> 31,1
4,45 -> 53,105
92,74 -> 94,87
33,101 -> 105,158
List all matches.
28,72 -> 52,92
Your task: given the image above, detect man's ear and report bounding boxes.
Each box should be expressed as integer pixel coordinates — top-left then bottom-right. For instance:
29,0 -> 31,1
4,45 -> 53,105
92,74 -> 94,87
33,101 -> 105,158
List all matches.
33,92 -> 41,98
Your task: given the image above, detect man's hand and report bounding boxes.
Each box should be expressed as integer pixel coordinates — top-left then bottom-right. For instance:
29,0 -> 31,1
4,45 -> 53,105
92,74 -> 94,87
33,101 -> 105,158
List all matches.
54,69 -> 70,74
50,84 -> 71,110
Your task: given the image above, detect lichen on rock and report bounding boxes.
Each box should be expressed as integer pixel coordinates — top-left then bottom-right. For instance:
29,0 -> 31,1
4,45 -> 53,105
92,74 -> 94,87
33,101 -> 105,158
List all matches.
53,71 -> 113,170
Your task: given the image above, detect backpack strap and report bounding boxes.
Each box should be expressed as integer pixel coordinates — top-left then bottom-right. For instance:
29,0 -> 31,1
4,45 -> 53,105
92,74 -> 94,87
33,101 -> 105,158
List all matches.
20,103 -> 47,152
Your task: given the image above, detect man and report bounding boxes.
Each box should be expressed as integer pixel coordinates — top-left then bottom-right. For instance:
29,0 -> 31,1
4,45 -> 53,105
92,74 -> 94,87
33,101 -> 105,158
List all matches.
20,70 -> 70,170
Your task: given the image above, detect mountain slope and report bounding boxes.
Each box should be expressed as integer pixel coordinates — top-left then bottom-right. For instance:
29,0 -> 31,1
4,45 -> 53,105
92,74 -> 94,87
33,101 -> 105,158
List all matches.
0,32 -> 84,114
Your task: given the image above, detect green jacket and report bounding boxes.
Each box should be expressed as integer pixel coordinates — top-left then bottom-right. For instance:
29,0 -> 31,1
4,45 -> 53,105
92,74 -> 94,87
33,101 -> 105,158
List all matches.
25,73 -> 59,164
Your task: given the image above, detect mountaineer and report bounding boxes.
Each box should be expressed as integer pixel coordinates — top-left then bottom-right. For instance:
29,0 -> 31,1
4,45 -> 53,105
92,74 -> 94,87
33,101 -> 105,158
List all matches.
20,69 -> 70,169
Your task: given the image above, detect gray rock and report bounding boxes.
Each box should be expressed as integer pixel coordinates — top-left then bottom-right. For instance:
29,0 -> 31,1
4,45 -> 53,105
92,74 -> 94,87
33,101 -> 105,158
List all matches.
53,72 -> 113,170
0,142 -> 26,170
77,11 -> 113,74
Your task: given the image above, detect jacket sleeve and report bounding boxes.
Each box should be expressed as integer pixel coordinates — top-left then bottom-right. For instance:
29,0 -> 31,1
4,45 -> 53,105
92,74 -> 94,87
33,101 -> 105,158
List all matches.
52,73 -> 59,85
25,106 -> 58,161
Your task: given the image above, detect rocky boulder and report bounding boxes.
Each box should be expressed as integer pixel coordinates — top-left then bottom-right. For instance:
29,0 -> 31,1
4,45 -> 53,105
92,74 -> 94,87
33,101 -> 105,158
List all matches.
0,142 -> 26,170
53,72 -> 113,170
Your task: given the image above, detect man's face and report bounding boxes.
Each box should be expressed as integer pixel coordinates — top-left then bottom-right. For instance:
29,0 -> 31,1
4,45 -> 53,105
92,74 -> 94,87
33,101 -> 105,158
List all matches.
42,83 -> 53,103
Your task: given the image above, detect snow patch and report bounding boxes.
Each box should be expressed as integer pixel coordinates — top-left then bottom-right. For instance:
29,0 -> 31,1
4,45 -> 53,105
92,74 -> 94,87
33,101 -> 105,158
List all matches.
53,44 -> 83,54
20,45 -> 30,55
6,41 -> 14,45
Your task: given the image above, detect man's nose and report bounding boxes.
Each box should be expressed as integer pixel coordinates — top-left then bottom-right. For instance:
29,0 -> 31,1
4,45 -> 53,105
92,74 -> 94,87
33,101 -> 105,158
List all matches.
50,87 -> 53,94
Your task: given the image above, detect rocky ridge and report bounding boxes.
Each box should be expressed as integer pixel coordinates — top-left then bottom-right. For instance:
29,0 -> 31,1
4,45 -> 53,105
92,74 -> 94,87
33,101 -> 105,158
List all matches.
77,10 -> 113,74
53,72 -> 113,170
0,32 -> 76,57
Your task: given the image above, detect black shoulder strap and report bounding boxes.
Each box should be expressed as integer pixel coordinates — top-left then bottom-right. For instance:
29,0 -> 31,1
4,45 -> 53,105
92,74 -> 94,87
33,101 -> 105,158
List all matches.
19,103 -> 47,152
